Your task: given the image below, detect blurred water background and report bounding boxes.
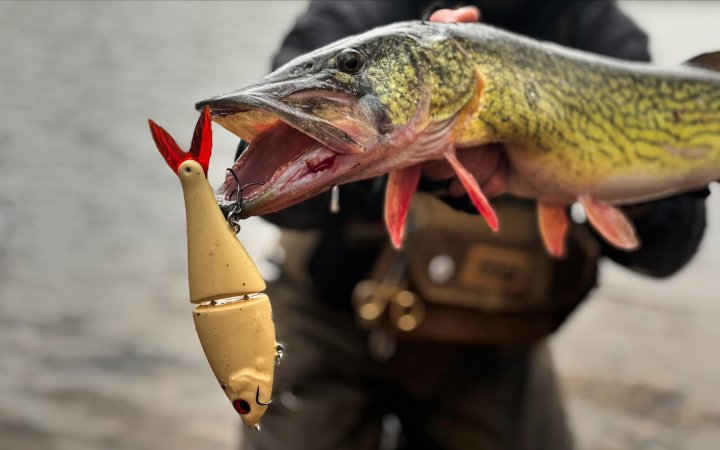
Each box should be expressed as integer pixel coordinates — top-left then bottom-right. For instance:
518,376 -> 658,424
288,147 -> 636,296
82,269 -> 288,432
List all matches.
0,1 -> 718,449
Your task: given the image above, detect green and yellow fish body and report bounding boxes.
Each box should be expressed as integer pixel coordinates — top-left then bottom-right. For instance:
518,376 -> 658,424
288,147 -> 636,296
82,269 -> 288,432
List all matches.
196,21 -> 720,255
449,27 -> 720,205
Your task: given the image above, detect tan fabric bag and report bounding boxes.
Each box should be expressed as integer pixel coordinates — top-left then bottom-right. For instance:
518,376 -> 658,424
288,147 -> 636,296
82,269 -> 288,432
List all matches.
352,194 -> 600,344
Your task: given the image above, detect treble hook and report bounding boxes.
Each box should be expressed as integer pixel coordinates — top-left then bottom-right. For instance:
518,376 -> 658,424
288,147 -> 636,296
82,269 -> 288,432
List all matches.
225,168 -> 262,233
275,343 -> 285,366
256,385 -> 272,406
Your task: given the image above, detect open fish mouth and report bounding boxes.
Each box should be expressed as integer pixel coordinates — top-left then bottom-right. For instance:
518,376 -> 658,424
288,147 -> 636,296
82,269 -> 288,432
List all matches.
196,90 -> 380,217
217,120 -> 349,217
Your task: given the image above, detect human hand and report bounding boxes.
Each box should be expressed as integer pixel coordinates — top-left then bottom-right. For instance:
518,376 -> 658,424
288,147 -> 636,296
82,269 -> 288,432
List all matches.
422,6 -> 509,199
423,144 -> 509,198
428,5 -> 481,23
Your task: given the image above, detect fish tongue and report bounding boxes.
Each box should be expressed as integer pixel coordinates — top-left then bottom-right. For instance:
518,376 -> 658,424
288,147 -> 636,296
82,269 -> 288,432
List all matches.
537,202 -> 569,258
579,196 -> 640,250
384,166 -> 422,249
444,150 -> 499,231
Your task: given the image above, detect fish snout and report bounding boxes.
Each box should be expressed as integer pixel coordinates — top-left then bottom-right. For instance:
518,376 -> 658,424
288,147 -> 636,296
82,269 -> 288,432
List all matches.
195,93 -> 256,117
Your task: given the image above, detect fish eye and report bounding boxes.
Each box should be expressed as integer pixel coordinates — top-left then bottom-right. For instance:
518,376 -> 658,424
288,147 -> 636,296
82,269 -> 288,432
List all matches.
337,49 -> 364,74
233,399 -> 251,415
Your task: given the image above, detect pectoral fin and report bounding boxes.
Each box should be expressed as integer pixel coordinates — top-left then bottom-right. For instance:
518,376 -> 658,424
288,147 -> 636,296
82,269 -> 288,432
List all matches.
579,196 -> 640,250
444,150 -> 499,231
537,202 -> 569,258
385,165 -> 422,249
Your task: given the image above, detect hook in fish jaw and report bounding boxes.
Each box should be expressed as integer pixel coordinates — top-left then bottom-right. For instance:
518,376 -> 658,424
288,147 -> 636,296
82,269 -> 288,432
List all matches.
224,167 -> 262,233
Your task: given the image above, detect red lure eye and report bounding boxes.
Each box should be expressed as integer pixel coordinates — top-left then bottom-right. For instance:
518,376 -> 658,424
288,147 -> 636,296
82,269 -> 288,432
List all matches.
233,399 -> 251,415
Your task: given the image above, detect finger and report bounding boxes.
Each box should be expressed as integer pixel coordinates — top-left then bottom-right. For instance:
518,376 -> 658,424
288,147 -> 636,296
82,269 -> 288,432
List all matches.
481,163 -> 509,198
423,160 -> 455,180
448,179 -> 466,197
449,167 -> 507,199
445,152 -> 500,197
429,6 -> 481,23
445,148 -> 504,197
453,147 -> 501,184
423,145 -> 500,181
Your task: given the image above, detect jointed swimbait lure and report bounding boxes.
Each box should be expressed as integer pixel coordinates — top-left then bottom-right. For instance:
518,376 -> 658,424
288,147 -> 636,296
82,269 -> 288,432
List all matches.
149,109 -> 281,429
196,21 -> 720,256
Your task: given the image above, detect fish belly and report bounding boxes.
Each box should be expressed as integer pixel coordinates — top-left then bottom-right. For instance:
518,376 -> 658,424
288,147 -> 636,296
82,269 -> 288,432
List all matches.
504,141 -> 720,205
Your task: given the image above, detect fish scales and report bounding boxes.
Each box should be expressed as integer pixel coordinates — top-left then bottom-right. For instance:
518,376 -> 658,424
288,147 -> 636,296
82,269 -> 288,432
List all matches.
196,21 -> 720,254
446,25 -> 720,203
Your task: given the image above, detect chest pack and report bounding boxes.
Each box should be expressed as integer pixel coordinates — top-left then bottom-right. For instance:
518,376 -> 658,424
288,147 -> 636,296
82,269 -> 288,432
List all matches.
351,194 -> 600,344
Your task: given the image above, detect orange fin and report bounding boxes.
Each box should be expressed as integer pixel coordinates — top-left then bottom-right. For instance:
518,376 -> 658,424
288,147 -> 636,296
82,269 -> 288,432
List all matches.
384,165 -> 421,249
537,202 -> 569,258
579,196 -> 640,250
444,150 -> 499,230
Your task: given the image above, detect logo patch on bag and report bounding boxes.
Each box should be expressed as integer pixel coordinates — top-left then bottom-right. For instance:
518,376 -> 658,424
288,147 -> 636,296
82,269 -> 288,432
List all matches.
457,244 -> 533,296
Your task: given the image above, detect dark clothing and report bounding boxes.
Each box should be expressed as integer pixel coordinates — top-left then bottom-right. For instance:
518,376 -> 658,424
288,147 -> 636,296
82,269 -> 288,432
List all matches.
241,2 -> 708,449
272,1 -> 651,73
243,276 -> 572,450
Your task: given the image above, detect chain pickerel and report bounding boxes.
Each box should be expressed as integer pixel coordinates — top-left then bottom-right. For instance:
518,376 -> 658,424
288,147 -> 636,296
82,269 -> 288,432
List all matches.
196,21 -> 720,256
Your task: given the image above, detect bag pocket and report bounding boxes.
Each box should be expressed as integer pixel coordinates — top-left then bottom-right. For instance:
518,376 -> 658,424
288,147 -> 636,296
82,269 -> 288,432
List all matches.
352,194 -> 599,345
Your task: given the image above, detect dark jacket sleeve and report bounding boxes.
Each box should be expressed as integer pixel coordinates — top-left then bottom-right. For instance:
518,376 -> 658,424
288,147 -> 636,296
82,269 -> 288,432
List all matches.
272,1 -> 429,69
601,190 -> 708,277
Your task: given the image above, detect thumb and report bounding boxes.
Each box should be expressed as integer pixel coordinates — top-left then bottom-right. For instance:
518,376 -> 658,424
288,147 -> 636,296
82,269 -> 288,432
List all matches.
428,6 -> 481,23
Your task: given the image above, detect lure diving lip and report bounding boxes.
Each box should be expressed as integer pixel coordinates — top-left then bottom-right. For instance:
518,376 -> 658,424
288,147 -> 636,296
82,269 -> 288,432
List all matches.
148,107 -> 281,430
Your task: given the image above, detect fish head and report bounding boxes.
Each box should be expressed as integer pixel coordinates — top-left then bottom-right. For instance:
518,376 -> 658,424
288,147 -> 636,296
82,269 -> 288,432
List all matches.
226,372 -> 273,429
196,21 -> 478,216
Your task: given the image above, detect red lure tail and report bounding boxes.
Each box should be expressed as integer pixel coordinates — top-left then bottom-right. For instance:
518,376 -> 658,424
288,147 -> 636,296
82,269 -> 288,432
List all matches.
148,106 -> 213,176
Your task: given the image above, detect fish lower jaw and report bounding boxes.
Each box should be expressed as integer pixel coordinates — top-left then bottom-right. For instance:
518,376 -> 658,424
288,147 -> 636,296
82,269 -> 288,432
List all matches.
232,149 -> 350,218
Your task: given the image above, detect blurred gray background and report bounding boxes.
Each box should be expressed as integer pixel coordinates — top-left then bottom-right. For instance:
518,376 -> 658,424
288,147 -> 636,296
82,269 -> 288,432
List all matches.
0,1 -> 718,449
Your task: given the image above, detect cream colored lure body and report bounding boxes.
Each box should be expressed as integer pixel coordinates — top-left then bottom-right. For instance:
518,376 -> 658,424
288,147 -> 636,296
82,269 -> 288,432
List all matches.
149,108 -> 281,429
